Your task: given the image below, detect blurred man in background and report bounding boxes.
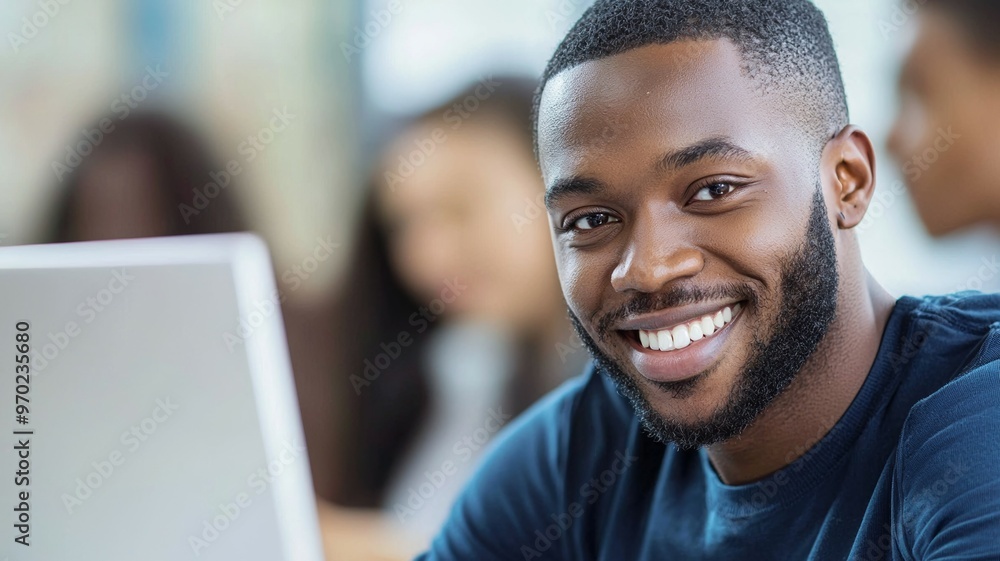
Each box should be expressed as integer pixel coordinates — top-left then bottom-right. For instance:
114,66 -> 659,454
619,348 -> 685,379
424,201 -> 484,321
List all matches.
889,0 -> 1000,236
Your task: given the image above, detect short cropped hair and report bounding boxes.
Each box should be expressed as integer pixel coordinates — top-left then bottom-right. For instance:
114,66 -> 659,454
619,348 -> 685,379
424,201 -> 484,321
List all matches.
534,0 -> 849,156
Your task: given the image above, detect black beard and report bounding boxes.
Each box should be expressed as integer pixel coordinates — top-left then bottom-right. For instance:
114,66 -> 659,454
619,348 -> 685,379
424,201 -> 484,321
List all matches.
570,187 -> 839,450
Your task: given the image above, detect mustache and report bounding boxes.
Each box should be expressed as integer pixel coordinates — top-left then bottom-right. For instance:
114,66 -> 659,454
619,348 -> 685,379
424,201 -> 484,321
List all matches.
596,282 -> 759,337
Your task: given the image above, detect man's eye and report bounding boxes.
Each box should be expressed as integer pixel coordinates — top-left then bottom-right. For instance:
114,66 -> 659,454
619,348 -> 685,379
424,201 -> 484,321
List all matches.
692,182 -> 736,202
569,213 -> 620,231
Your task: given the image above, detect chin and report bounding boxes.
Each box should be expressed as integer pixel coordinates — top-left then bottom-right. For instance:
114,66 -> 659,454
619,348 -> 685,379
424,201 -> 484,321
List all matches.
920,211 -> 971,238
640,371 -> 737,420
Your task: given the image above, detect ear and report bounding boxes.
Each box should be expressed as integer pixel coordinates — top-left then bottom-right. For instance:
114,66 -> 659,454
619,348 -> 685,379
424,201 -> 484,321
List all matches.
821,126 -> 877,230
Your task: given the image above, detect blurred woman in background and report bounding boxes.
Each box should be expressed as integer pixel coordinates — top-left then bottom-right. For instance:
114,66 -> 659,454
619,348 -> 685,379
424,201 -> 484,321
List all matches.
325,78 -> 585,554
45,110 -> 246,243
889,0 -> 1000,236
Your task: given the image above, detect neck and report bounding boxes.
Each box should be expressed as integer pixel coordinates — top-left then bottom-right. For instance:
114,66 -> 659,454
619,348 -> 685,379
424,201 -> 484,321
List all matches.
704,269 -> 896,485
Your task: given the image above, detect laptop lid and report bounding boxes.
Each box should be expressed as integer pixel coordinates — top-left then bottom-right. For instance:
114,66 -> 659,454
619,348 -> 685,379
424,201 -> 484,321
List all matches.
0,234 -> 325,561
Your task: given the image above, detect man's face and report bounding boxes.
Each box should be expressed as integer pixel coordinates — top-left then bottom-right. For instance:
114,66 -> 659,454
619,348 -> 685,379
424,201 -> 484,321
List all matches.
537,40 -> 841,448
889,11 -> 1000,236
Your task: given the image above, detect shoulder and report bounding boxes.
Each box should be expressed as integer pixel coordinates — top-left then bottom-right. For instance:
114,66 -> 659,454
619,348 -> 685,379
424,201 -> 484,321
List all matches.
903,358 -> 1000,438
885,292 -> 1000,386
897,291 -> 1000,477
907,291 -> 1000,333
893,357 -> 1000,558
898,359 -> 1000,478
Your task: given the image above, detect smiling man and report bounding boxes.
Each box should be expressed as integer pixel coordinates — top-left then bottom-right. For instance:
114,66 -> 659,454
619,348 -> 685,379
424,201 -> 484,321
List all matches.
417,1 -> 1000,560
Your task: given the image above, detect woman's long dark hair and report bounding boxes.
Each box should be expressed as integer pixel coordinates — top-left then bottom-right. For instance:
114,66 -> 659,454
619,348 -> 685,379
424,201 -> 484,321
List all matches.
333,196 -> 432,506
332,78 -> 552,507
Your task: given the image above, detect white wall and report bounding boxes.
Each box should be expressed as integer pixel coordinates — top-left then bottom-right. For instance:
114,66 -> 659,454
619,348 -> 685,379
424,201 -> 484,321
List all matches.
3,0 -> 995,296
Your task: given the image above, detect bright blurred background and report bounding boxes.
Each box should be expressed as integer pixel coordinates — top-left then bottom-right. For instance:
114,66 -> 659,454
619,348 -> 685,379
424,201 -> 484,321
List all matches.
2,0 -> 997,559
3,0 -> 997,296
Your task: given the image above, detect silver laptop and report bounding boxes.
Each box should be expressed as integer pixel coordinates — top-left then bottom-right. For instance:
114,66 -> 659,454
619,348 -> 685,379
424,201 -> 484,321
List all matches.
0,234 -> 325,561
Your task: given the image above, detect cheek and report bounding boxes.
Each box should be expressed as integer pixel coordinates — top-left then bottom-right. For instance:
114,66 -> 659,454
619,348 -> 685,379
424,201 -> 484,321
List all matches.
695,202 -> 812,342
555,250 -> 605,319
701,204 -> 800,284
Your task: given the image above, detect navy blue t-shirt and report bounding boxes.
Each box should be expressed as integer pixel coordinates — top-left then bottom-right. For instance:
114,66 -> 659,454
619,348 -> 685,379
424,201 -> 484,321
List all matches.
417,294 -> 1000,560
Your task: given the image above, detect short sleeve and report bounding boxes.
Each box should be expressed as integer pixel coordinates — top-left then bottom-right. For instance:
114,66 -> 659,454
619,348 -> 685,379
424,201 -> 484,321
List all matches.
894,363 -> 1000,560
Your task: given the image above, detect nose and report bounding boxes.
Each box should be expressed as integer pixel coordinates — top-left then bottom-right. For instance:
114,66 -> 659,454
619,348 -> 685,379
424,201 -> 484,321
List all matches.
610,221 -> 704,294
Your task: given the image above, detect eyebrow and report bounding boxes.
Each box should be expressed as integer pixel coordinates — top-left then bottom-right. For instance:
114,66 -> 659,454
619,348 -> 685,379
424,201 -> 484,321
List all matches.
544,136 -> 755,209
657,137 -> 754,172
545,176 -> 607,209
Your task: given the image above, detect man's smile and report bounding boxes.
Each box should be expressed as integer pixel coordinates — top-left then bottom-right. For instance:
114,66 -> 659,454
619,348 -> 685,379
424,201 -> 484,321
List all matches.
628,302 -> 743,351
614,301 -> 746,384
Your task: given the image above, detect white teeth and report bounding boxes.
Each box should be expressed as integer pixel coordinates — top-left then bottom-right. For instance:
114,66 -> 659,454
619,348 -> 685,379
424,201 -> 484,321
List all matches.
701,316 -> 716,337
658,329 -> 674,351
636,303 -> 743,353
672,325 -> 691,349
689,321 -> 703,341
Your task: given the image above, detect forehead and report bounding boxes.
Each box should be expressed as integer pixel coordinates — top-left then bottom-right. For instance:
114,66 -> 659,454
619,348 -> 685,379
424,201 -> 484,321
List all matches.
537,40 -> 791,184
377,120 -> 536,213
